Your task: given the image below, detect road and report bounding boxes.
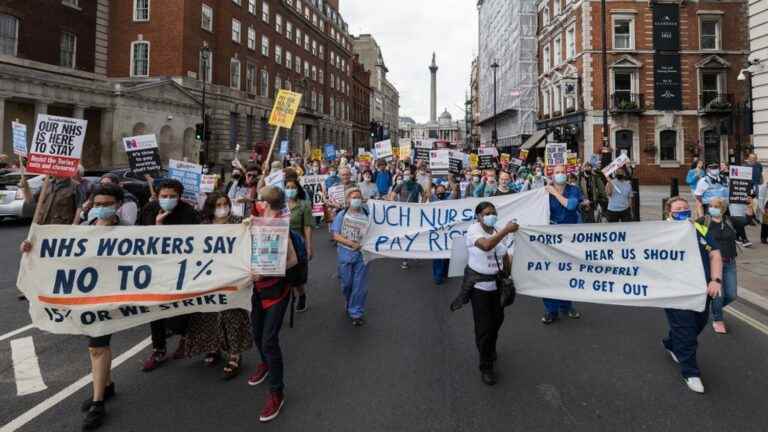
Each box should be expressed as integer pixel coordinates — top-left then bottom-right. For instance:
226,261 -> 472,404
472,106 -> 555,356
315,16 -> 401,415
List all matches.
1,219 -> 768,432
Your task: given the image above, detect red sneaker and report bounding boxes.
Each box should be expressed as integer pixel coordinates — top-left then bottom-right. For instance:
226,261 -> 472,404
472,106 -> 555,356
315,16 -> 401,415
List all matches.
259,391 -> 285,422
247,363 -> 270,386
141,350 -> 167,372
172,337 -> 188,360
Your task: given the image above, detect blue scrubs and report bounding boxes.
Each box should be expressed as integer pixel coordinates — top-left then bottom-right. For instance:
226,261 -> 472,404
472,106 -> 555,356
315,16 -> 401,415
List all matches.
331,210 -> 369,319
543,184 -> 583,315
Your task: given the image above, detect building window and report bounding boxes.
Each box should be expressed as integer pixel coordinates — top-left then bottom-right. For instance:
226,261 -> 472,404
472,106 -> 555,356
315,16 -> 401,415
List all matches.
130,41 -> 150,77
200,4 -> 213,31
543,45 -> 550,72
542,88 -> 551,116
304,34 -> 310,51
259,69 -> 269,97
542,7 -> 549,26
566,26 -> 576,59
285,79 -> 291,91
261,1 -> 269,23
246,63 -> 256,93
232,0 -> 241,5
613,70 -> 633,105
0,14 -> 18,56
248,0 -> 256,14
62,0 -> 80,7
232,19 -> 241,43
311,90 -> 317,111
286,21 -> 293,40
276,14 -> 282,33
59,31 -> 77,68
261,35 -> 269,57
613,16 -> 634,50
659,130 -> 677,161
304,60 -> 310,78
295,28 -> 301,46
199,49 -> 212,83
311,65 -> 317,81
700,71 -> 723,107
247,27 -> 256,50
275,76 -> 282,94
553,86 -> 562,113
330,73 -> 335,89
286,51 -> 292,69
700,17 -> 721,50
319,45 -> 324,59
553,36 -> 562,65
275,45 -> 282,64
312,40 -> 317,56
319,94 -> 324,113
230,58 -> 241,90
134,0 -> 150,21
295,55 -> 301,73
553,0 -> 560,17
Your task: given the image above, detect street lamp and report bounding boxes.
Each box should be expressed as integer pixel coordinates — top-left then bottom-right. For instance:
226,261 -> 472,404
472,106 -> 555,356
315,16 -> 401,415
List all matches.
600,0 -> 609,153
200,43 -> 211,167
490,60 -> 499,147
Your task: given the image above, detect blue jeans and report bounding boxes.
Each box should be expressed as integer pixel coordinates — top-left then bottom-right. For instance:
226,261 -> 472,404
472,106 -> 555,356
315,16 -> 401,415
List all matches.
432,259 -> 449,283
339,255 -> 368,319
543,298 -> 574,315
711,261 -> 738,321
664,300 -> 710,378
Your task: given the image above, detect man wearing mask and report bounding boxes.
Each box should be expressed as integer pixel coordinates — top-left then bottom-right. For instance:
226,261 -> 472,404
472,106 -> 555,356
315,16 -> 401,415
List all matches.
139,179 -> 201,371
373,160 -> 393,198
542,165 -> 583,324
694,161 -> 729,218
577,162 -> 606,223
663,197 -> 722,393
21,173 -> 86,225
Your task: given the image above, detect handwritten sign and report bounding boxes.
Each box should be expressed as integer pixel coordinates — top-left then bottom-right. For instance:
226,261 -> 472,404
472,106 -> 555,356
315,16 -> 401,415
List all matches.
268,90 -> 303,128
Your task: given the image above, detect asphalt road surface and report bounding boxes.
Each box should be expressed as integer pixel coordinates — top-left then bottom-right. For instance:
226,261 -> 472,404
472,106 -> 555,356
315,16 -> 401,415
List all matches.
1,220 -> 768,432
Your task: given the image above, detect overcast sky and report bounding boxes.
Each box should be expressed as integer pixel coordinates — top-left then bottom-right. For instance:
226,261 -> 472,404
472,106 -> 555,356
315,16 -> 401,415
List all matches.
343,1 -> 479,124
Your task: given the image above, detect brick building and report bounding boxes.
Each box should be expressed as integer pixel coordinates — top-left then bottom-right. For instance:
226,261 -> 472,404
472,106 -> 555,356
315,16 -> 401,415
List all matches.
350,54 -> 371,153
536,0 -> 750,184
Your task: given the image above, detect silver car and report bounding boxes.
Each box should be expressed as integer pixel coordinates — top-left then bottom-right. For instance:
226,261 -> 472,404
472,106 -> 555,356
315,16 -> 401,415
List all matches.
0,173 -> 44,220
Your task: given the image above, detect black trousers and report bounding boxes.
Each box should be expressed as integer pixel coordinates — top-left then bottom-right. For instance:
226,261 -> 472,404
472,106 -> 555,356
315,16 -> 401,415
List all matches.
252,289 -> 290,392
150,315 -> 190,351
606,208 -> 632,222
470,288 -> 504,371
762,223 -> 768,241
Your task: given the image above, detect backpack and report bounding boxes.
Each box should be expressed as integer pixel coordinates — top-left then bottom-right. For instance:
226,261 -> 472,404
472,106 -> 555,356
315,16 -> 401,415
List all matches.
289,229 -> 308,264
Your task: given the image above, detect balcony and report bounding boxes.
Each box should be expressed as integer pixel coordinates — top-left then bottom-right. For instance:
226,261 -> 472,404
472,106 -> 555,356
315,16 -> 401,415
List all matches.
610,93 -> 644,113
699,93 -> 733,114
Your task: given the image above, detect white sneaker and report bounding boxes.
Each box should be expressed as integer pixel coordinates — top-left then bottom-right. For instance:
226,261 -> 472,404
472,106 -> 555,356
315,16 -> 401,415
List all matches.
743,241 -> 753,248
667,349 -> 680,364
684,377 -> 705,393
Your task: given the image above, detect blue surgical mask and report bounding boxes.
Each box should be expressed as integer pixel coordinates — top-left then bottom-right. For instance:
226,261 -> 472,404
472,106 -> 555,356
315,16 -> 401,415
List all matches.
671,210 -> 692,221
90,206 -> 117,221
349,198 -> 362,209
554,173 -> 567,184
159,198 -> 178,212
285,189 -> 298,199
708,207 -> 722,218
482,214 -> 498,227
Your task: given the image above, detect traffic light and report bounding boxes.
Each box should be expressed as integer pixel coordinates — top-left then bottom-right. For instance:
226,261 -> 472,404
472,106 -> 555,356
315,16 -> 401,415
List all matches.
369,121 -> 377,138
195,123 -> 204,141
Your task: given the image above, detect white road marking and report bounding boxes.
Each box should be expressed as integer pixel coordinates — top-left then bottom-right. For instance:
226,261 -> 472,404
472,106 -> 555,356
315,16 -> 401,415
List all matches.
726,307 -> 768,337
10,336 -> 47,396
0,337 -> 151,432
0,324 -> 34,342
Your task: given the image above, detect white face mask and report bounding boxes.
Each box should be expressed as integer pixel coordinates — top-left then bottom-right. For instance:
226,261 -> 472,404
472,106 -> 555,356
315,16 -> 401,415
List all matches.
214,207 -> 230,219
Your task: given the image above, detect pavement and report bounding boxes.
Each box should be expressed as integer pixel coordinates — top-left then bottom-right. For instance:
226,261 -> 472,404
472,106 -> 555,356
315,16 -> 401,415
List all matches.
0,197 -> 767,431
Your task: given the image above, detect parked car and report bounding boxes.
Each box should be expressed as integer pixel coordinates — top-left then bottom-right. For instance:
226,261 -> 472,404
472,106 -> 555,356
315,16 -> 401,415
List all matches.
0,173 -> 44,221
108,168 -> 168,209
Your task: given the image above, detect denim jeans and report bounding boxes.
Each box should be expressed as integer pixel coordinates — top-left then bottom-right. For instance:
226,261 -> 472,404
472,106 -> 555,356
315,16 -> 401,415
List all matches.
663,300 -> 710,378
543,298 -> 574,316
251,290 -> 289,392
339,255 -> 368,319
432,259 -> 449,283
711,261 -> 738,321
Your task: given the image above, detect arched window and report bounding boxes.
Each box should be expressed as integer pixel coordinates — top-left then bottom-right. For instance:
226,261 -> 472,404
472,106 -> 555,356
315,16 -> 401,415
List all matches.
660,130 -> 677,162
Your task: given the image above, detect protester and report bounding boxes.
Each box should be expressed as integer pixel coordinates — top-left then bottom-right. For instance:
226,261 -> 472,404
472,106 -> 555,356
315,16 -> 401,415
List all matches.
246,186 -> 299,422
450,201 -> 518,385
529,166 -> 547,190
605,167 -> 633,222
416,162 -> 432,198
577,162 -> 606,223
492,171 -> 514,196
373,160 -> 393,198
359,169 -> 378,201
686,159 -> 705,190
21,173 -> 86,225
227,165 -> 253,219
285,178 -> 313,312
762,198 -> 768,244
331,188 -> 370,326
705,197 -> 738,334
466,170 -> 482,197
694,161 -> 729,218
663,196 -> 722,393
473,170 -> 498,198
391,166 -> 424,269
187,192 -> 251,375
430,182 -> 455,284
139,179 -> 201,371
542,165 -> 583,324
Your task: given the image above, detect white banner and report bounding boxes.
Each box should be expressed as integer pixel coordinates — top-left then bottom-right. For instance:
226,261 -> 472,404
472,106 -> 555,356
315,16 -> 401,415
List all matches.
512,221 -> 708,311
17,224 -> 253,337
362,188 -> 550,259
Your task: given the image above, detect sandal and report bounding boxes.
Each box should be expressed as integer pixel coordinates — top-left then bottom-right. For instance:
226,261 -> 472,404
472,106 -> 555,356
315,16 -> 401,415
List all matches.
222,355 -> 241,380
204,352 -> 219,367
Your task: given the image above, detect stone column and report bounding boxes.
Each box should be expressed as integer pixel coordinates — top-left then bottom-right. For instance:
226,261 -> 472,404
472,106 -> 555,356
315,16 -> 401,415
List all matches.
73,104 -> 87,119
100,108 -> 115,168
34,100 -> 50,118
0,95 -> 6,156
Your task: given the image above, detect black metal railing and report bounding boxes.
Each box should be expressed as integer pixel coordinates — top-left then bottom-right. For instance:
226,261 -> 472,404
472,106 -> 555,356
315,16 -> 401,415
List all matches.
699,93 -> 733,113
610,93 -> 644,113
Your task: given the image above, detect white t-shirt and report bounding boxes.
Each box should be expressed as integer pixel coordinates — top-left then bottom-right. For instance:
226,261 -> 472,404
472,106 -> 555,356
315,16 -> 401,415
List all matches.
466,222 -> 514,291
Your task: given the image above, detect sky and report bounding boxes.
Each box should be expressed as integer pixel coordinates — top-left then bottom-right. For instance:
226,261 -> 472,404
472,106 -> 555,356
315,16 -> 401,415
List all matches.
343,1 -> 479,124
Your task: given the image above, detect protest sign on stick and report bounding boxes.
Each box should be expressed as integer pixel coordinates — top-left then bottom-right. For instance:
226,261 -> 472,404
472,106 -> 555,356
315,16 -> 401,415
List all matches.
264,90 -> 302,172
374,139 -> 393,160
478,147 -> 498,170
413,139 -> 433,163
12,120 -> 27,157
168,159 -> 203,203
601,154 -> 630,177
123,134 -> 162,175
728,165 -> 753,205
251,217 -> 290,276
26,114 -> 87,178
448,150 -> 464,175
300,174 -> 328,216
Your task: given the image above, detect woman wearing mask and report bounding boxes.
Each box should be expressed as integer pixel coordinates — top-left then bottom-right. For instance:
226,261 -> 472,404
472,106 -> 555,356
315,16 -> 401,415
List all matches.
529,166 -> 547,190
285,178 -> 313,312
450,202 -> 518,385
185,193 -> 252,378
605,167 -> 633,222
359,170 -> 379,201
227,166 -> 252,219
686,159 -> 705,190
467,170 -> 482,197
706,198 -> 738,334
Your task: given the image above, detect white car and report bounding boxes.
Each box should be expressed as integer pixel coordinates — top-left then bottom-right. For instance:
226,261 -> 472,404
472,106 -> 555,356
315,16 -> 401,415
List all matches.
0,173 -> 45,221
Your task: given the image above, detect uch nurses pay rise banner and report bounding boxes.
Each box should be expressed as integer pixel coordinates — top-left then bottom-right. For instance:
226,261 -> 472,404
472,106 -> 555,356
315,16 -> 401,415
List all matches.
17,224 -> 253,337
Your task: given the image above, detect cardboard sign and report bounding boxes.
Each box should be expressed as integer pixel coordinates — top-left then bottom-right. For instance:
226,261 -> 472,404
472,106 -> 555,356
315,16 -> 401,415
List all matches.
199,175 -> 218,193
545,143 -> 567,166
728,165 -> 753,205
478,147 -> 498,170
279,140 -> 289,155
123,134 -> 162,175
374,139 -> 393,159
602,154 -> 630,177
27,115 -> 87,177
448,150 -> 464,175
168,159 -> 203,203
268,89 -> 302,128
398,140 -> 412,160
311,148 -> 322,161
413,139 -> 433,163
469,153 -> 479,170
251,217 -> 290,276
12,121 -> 27,157
265,170 -> 285,188
328,184 -> 347,207
324,143 -> 336,160
300,174 -> 328,217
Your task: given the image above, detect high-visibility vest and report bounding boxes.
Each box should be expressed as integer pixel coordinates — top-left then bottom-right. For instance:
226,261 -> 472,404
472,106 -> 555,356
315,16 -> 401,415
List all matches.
694,221 -> 708,237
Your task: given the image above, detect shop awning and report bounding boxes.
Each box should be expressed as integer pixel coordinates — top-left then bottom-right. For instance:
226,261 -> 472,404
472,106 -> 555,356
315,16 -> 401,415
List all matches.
520,130 -> 547,150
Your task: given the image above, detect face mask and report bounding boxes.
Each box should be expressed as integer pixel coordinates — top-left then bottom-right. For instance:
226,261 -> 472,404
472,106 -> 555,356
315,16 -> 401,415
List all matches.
349,198 -> 362,209
330,171 -> 337,177
535,171 -> 542,177
482,214 -> 498,227
472,176 -> 480,183
707,169 -> 720,177
437,192 -> 449,200
92,206 -> 117,221
554,173 -> 567,184
159,198 -> 178,212
404,175 -> 412,182
285,189 -> 298,199
396,179 -> 403,185
214,207 -> 230,219
363,176 -> 372,182
708,207 -> 722,218
671,210 -> 692,221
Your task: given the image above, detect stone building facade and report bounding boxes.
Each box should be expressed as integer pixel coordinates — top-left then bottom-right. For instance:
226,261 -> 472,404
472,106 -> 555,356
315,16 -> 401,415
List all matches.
537,0 -> 750,184
352,34 -> 399,145
350,54 -> 371,153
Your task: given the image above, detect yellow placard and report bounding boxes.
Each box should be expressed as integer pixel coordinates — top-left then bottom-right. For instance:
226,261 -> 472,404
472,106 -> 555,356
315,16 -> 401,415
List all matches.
268,90 -> 303,128
311,148 -> 322,161
359,153 -> 373,162
519,149 -> 529,160
469,154 -> 479,169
